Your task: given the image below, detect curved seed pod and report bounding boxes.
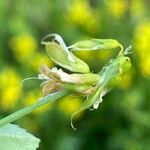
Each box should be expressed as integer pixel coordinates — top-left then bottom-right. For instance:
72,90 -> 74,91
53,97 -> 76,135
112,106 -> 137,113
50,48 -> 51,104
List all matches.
68,38 -> 123,52
41,34 -> 90,73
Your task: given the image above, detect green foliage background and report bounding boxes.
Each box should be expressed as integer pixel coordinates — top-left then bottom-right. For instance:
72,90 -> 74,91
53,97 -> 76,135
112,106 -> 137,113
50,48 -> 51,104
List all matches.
0,0 -> 150,150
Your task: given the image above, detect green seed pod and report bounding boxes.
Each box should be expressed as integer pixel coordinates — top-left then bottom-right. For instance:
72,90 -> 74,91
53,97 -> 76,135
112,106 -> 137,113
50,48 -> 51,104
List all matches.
41,34 -> 90,73
68,38 -> 123,52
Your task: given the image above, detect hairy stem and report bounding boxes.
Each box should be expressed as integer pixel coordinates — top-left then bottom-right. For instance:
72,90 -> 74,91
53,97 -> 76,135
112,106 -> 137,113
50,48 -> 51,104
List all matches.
0,90 -> 68,127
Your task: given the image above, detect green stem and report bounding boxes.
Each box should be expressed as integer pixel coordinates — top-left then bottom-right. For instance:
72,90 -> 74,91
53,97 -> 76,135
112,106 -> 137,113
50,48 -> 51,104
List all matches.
0,90 -> 68,127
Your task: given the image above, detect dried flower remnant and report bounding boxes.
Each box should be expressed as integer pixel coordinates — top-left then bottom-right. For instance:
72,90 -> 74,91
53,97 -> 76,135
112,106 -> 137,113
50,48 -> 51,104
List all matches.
38,65 -> 99,96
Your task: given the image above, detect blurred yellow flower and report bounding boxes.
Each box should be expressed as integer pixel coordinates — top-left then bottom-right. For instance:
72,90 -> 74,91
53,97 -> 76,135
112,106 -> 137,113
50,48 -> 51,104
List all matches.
66,0 -> 99,32
29,53 -> 54,71
107,0 -> 127,18
9,34 -> 54,72
23,91 -> 52,114
139,59 -> 150,77
134,20 -> 150,77
9,34 -> 37,61
58,95 -> 82,116
0,68 -> 21,111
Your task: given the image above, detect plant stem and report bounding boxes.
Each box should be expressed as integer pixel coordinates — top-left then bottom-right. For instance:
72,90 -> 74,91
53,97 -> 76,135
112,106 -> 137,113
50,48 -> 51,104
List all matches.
0,90 -> 68,127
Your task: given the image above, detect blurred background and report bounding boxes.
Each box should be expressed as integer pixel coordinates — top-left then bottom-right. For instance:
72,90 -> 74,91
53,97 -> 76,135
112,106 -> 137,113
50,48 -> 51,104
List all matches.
0,0 -> 150,149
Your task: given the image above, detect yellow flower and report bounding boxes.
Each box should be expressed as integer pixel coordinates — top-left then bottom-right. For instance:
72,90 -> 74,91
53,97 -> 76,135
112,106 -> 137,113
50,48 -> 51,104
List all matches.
66,0 -> 99,32
9,34 -> 37,61
29,53 -> 54,71
58,95 -> 82,116
134,20 -> 150,77
107,0 -> 127,18
0,68 -> 21,111
23,91 -> 53,114
139,58 -> 150,77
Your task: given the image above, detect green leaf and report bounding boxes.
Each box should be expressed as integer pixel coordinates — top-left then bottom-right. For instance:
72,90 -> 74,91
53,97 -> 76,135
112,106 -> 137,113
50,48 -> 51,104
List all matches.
0,124 -> 40,150
68,39 -> 123,52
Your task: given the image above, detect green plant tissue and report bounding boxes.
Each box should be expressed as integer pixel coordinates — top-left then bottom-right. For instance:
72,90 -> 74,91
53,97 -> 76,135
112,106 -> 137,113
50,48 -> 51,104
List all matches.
0,124 -> 40,150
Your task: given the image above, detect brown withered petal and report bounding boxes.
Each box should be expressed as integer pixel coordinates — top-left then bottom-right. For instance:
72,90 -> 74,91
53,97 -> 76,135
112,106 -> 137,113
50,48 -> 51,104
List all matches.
39,65 -> 50,75
52,69 -> 81,83
42,82 -> 62,96
39,65 -> 59,79
46,68 -> 99,84
82,86 -> 96,95
40,80 -> 53,88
